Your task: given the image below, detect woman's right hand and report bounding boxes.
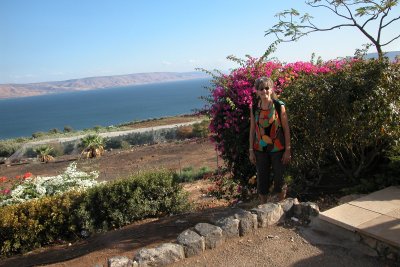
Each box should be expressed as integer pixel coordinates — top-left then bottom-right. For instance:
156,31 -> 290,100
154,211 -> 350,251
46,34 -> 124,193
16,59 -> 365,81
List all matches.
249,150 -> 256,165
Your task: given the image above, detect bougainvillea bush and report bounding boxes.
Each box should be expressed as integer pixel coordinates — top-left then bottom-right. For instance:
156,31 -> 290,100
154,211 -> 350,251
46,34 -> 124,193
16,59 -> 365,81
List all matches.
204,56 -> 400,195
281,58 -> 400,193
203,57 -> 348,184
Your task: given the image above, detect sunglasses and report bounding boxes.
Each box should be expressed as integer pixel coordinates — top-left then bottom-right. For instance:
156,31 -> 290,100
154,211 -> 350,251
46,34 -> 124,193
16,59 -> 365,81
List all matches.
257,86 -> 270,91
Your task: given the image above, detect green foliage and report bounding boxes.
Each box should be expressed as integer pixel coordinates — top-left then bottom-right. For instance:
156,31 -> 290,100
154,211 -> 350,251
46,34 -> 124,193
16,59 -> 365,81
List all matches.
281,59 -> 400,192
32,132 -> 46,139
0,170 -> 190,257
125,132 -> 155,146
63,142 -> 76,155
80,134 -> 105,158
192,120 -> 210,138
48,128 -> 61,134
76,170 -> 190,232
63,125 -> 74,133
0,140 -> 23,157
104,138 -> 130,150
33,145 -> 54,162
174,166 -> 212,183
0,191 -> 83,257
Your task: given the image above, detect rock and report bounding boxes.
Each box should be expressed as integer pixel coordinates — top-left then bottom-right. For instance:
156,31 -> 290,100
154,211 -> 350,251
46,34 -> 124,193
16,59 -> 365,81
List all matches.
134,243 -> 184,266
194,223 -> 224,249
295,202 -> 319,219
251,203 -> 284,228
108,256 -> 137,267
293,203 -> 302,217
278,198 -> 299,216
234,210 -> 258,236
278,198 -> 299,211
176,229 -> 205,257
362,236 -> 377,249
213,217 -> 240,238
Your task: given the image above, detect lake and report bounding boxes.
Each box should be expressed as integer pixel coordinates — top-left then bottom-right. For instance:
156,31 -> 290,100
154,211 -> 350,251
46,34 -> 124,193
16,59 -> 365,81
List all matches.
0,78 -> 210,140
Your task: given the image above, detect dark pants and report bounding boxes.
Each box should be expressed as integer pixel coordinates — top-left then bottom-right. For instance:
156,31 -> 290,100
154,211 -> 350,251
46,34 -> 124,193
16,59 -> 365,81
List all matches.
255,150 -> 285,195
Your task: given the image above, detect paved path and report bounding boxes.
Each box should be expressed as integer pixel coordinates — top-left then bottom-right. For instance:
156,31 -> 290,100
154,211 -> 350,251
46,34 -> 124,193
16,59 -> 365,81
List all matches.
7,120 -> 202,161
319,186 -> 400,249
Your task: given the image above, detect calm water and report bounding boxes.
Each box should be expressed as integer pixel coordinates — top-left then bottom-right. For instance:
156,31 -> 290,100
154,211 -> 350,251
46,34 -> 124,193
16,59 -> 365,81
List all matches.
0,79 -> 210,140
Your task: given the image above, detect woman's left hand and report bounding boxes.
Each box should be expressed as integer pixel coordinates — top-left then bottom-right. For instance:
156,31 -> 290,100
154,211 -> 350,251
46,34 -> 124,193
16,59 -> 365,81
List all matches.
282,149 -> 291,165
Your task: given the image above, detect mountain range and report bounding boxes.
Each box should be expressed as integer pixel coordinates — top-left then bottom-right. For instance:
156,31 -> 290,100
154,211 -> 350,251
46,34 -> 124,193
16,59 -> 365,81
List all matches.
1,51 -> 398,100
0,72 -> 209,99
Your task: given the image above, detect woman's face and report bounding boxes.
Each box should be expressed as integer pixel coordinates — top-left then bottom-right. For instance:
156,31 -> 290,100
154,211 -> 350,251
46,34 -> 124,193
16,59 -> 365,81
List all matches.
256,83 -> 273,99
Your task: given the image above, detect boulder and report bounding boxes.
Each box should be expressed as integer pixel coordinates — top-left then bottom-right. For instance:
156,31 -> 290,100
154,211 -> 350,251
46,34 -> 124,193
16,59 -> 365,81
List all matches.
176,229 -> 205,257
251,203 -> 284,227
234,209 -> 258,236
108,256 -> 137,267
213,216 -> 240,238
278,198 -> 299,215
134,243 -> 184,266
194,223 -> 224,249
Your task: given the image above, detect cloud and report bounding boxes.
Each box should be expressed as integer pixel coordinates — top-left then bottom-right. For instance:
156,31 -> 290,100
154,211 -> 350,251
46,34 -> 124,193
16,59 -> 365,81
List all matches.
188,59 -> 197,63
162,61 -> 172,65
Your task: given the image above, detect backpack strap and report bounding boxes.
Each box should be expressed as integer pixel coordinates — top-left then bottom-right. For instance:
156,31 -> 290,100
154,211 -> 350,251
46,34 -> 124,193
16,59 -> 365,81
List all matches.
273,99 -> 282,118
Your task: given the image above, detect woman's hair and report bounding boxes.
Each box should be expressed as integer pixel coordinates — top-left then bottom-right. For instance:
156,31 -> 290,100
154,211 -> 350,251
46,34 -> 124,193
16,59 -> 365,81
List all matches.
254,76 -> 277,100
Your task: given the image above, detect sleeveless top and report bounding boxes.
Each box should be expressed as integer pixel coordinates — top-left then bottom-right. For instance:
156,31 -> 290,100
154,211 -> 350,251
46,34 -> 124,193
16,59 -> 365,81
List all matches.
253,100 -> 285,153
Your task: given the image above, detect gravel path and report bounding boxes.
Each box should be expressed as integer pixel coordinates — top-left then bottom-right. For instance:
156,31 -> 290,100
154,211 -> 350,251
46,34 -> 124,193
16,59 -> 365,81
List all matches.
171,224 -> 388,267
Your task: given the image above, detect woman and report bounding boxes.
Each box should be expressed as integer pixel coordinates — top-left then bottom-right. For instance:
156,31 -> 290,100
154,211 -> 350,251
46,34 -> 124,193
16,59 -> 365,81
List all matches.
249,77 -> 291,203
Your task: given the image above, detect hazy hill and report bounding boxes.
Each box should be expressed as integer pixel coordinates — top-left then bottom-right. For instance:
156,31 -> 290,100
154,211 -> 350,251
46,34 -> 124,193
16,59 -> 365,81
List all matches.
365,51 -> 400,60
0,72 -> 209,99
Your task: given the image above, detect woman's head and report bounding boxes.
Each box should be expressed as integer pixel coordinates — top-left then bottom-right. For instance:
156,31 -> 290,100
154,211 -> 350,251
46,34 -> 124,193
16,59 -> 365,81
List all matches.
254,77 -> 277,100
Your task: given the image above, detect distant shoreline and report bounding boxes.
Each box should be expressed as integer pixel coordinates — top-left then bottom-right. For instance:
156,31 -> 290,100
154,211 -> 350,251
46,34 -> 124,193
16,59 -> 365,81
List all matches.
0,72 -> 209,100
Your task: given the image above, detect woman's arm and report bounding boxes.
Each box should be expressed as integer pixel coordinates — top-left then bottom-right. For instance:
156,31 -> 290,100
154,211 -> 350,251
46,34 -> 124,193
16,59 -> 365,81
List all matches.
280,105 -> 291,164
249,106 -> 256,164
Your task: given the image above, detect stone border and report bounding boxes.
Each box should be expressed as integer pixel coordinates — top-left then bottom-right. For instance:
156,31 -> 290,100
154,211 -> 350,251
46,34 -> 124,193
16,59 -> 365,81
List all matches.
106,198 -> 399,266
106,198 -> 320,267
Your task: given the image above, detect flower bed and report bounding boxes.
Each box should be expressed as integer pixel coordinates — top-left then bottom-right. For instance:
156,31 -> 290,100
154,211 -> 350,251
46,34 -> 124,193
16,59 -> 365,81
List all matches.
0,162 -> 100,207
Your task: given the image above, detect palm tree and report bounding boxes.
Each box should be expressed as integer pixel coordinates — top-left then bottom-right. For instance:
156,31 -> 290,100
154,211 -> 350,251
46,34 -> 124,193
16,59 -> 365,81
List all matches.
34,145 -> 54,163
80,134 -> 105,158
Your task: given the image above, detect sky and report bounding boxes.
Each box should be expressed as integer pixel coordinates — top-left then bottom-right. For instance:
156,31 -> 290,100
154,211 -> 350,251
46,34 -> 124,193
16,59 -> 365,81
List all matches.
1,0 -> 399,84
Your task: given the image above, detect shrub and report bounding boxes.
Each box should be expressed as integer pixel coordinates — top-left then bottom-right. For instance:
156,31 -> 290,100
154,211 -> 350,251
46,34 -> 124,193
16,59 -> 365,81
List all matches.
0,162 -> 100,207
34,145 -> 54,163
80,134 -> 105,158
0,191 -> 83,257
281,59 -> 400,191
176,126 -> 194,139
0,170 -> 190,257
63,142 -> 76,155
63,125 -> 74,133
192,120 -> 210,138
0,141 -> 22,157
204,55 -> 399,195
174,166 -> 212,183
204,56 -> 347,185
105,138 -> 130,150
32,132 -> 46,139
48,128 -> 61,134
125,132 -> 155,146
77,170 -> 190,231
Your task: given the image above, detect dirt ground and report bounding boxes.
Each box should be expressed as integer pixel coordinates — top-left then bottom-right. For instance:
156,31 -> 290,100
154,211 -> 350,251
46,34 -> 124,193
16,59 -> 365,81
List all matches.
0,139 -> 395,267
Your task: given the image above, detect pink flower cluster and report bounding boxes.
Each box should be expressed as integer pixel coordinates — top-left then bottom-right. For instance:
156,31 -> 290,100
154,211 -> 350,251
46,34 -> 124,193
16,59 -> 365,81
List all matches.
206,57 -> 350,157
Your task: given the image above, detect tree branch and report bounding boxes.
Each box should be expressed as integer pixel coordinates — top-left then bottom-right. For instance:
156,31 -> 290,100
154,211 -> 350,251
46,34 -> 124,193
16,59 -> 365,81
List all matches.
382,33 -> 400,46
382,15 -> 400,28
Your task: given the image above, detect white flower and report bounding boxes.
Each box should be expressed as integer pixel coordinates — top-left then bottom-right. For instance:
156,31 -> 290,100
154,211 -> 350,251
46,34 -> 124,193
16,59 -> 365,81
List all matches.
0,162 -> 101,207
